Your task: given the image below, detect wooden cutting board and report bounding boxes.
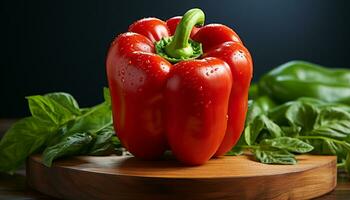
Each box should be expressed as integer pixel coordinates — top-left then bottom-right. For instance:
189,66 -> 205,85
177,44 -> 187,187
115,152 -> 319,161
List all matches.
26,154 -> 336,200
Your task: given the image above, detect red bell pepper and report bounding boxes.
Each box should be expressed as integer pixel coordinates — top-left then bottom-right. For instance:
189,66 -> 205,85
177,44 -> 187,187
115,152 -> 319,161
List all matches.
106,8 -> 253,165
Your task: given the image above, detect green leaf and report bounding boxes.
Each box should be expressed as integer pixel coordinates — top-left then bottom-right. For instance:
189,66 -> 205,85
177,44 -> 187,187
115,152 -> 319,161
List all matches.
246,96 -> 275,125
311,107 -> 350,140
66,102 -> 113,136
88,127 -> 121,156
225,147 -> 244,156
345,152 -> 350,174
260,137 -> 313,153
297,97 -> 326,105
295,106 -> 350,161
0,89 -> 115,172
285,102 -> 319,132
248,83 -> 259,100
226,133 -> 247,156
244,114 -> 283,145
41,91 -> 114,166
298,97 -> 350,113
43,100 -> 113,155
320,140 -> 349,158
244,117 -> 264,145
298,136 -> 350,161
254,148 -> 297,165
255,96 -> 276,113
0,117 -> 56,173
26,93 -> 81,125
281,126 -> 301,137
246,100 -> 262,125
45,93 -> 81,115
103,87 -> 111,104
268,102 -> 293,125
260,115 -> 283,138
42,132 -> 93,167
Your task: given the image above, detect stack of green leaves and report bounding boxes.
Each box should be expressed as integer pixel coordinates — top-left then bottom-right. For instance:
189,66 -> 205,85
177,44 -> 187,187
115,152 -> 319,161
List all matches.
230,96 -> 350,168
229,60 -> 350,174
0,88 -> 121,174
231,96 -> 350,172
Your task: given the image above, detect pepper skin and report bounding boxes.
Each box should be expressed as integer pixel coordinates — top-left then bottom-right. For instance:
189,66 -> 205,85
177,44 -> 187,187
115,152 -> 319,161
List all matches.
106,8 -> 253,165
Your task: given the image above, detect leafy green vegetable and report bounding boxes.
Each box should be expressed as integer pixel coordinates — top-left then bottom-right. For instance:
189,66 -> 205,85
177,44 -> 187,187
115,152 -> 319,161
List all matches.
285,102 -> 318,133
254,148 -> 297,165
43,132 -> 93,167
246,100 -> 262,125
260,137 -> 313,153
260,115 -> 283,138
27,93 -> 80,125
244,116 -> 264,145
64,102 -> 113,137
232,97 -> 350,169
248,83 -> 259,99
0,89 -> 119,173
88,127 -> 121,156
345,153 -> 350,174
0,117 -> 55,173
103,87 -> 111,104
244,114 -> 282,146
311,107 -> 350,140
246,60 -> 350,172
225,147 -> 244,156
246,96 -> 275,124
45,93 -> 81,115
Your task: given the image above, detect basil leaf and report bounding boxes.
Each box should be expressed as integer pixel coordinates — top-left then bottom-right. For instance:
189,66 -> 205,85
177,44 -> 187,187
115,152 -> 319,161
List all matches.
285,102 -> 319,132
248,83 -> 259,99
246,96 -> 275,125
26,93 -> 80,125
300,97 -> 350,113
255,96 -> 276,113
260,115 -> 283,138
43,101 -> 113,157
246,100 -> 262,125
244,116 -> 264,145
299,136 -> 350,162
297,97 -> 326,106
0,89 -> 114,172
227,133 -> 247,156
66,102 -> 113,137
103,87 -> 111,104
255,130 -> 271,142
294,106 -> 350,161
0,117 -> 56,173
260,137 -> 313,153
225,147 -> 244,156
311,107 -> 350,140
281,126 -> 301,137
254,148 -> 297,165
45,93 -> 81,115
42,132 -> 93,167
88,127 -> 121,156
268,102 -> 293,125
244,114 -> 283,145
345,152 -> 350,174
321,140 -> 348,158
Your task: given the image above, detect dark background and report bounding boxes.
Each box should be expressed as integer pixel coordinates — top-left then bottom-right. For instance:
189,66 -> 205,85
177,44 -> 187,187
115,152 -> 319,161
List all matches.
1,0 -> 349,117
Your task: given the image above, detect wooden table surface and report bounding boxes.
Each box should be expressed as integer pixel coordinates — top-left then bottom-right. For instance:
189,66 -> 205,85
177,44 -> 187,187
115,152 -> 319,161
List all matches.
0,119 -> 349,200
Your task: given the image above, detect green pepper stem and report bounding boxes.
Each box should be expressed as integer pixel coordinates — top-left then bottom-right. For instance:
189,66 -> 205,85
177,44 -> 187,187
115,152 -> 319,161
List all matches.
164,8 -> 205,59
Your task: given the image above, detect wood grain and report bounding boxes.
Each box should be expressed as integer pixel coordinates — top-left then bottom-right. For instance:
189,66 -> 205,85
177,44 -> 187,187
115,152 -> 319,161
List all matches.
26,154 -> 337,200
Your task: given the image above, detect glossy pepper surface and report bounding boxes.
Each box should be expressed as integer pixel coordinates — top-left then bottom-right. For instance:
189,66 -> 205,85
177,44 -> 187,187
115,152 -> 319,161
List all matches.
106,8 -> 253,165
258,61 -> 350,104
